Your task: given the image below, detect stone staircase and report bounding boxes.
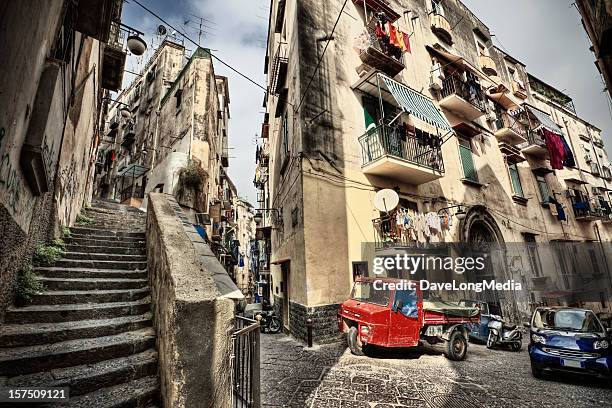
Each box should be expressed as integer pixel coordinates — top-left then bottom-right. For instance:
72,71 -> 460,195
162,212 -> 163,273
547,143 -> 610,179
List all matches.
0,201 -> 159,407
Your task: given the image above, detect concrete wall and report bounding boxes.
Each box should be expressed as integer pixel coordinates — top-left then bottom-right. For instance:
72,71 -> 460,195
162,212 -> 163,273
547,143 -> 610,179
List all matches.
0,0 -> 103,319
146,193 -> 234,408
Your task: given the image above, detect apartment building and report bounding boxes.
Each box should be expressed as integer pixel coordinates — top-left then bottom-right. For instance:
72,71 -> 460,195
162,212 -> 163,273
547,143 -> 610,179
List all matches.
95,43 -> 233,242
0,0 -> 128,318
259,0 -> 612,342
576,0 -> 612,101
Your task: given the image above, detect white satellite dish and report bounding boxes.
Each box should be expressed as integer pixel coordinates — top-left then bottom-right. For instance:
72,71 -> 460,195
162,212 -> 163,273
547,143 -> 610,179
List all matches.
374,189 -> 399,213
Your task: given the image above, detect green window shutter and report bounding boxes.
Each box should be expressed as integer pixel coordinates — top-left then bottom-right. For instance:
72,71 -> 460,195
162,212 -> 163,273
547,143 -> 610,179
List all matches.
459,141 -> 477,182
362,96 -> 379,128
536,176 -> 550,203
508,163 -> 524,197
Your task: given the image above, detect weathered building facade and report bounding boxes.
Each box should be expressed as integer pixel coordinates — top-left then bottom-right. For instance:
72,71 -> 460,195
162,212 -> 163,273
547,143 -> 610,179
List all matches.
95,44 -> 234,242
0,0 -> 126,318
576,0 -> 612,102
259,0 -> 612,342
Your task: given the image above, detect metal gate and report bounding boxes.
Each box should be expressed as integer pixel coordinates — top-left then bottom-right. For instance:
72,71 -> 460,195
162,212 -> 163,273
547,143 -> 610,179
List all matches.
231,316 -> 260,408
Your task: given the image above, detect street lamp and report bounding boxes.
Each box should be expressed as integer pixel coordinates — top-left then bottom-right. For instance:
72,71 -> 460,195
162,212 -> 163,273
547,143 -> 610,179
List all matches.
127,35 -> 147,55
438,204 -> 468,221
253,208 -> 280,226
254,212 -> 263,225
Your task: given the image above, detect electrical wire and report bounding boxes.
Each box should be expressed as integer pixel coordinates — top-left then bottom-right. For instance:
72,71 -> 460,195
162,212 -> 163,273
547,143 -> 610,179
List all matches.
295,0 -> 349,112
130,0 -> 268,92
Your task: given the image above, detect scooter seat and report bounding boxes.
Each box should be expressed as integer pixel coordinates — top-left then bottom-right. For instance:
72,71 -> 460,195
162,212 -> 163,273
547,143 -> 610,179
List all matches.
503,324 -> 516,331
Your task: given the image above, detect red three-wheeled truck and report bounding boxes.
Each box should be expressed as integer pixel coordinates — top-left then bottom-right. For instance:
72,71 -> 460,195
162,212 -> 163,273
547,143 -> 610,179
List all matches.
338,278 -> 481,360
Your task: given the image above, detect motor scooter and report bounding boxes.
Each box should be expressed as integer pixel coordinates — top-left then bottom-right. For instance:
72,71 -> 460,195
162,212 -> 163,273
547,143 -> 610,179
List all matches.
487,314 -> 522,351
256,304 -> 282,334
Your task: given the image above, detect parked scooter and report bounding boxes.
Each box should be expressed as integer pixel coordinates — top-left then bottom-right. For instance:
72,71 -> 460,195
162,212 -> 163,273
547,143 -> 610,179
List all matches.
487,314 -> 522,351
256,305 -> 282,334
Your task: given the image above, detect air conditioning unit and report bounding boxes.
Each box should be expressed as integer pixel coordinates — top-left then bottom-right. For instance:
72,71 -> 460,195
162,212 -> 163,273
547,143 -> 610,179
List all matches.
566,189 -> 576,198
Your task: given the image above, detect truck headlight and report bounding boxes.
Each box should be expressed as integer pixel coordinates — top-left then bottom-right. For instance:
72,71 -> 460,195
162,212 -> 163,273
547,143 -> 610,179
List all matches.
594,340 -> 609,349
531,334 -> 546,344
360,325 -> 370,335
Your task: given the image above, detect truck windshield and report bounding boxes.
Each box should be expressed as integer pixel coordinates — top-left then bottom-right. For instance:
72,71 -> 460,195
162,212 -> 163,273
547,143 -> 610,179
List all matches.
351,282 -> 390,306
532,309 -> 604,333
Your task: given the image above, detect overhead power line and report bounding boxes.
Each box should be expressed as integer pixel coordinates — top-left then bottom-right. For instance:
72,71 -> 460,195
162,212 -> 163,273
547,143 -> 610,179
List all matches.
130,0 -> 267,92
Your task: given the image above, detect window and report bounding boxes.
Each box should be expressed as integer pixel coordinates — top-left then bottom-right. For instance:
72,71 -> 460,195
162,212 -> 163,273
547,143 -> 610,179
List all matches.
175,89 -> 183,110
459,138 -> 478,182
282,111 -> 290,155
431,0 -> 445,16
477,40 -> 487,57
352,262 -> 368,281
535,175 -> 550,203
508,162 -> 524,197
522,233 -> 542,278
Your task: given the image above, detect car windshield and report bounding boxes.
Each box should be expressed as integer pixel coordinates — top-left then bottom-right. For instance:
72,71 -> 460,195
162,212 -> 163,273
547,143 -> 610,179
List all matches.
351,282 -> 390,306
532,309 -> 604,333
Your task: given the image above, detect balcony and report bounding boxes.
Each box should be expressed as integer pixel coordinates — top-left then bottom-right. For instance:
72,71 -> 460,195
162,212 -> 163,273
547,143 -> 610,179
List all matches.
270,42 -> 288,95
358,124 -> 444,185
519,130 -> 548,158
439,76 -> 486,121
591,162 -> 601,176
602,166 -> 612,180
352,0 -> 400,21
572,201 -> 603,222
430,14 -> 453,45
101,20 -> 126,91
593,136 -> 605,147
512,80 -> 528,99
358,27 -> 405,77
479,55 -> 497,76
494,112 -> 527,146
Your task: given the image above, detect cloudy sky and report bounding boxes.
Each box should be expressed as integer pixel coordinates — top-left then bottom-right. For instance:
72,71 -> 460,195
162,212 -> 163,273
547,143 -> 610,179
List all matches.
120,0 -> 612,203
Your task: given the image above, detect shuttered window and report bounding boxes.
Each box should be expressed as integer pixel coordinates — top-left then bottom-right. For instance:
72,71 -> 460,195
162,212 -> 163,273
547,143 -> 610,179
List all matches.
508,163 -> 524,197
536,175 -> 550,203
459,139 -> 477,182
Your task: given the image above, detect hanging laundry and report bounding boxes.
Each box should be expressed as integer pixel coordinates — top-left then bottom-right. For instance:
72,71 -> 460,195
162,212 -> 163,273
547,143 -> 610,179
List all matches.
396,30 -> 407,52
548,196 -> 566,221
403,32 -> 411,53
387,23 -> 399,47
375,23 -> 384,40
543,129 -> 565,170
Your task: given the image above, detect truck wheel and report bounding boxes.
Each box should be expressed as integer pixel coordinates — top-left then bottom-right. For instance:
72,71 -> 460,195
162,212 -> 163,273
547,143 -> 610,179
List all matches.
348,326 -> 364,356
445,331 -> 468,361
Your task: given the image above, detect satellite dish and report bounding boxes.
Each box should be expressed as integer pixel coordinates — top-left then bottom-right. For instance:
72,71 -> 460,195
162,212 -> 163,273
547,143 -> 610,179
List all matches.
374,189 -> 399,213
157,25 -> 167,35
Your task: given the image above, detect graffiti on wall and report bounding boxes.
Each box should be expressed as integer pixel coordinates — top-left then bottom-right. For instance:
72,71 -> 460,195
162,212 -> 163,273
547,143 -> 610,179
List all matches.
0,127 -> 26,216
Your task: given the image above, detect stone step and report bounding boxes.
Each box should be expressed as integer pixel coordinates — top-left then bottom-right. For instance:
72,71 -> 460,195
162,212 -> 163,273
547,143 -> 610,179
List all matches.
28,287 -> 150,305
36,277 -> 148,291
69,234 -> 145,243
57,375 -> 159,407
35,267 -> 147,280
6,349 -> 158,398
4,297 -> 151,324
67,237 -> 145,248
0,313 -> 153,347
69,227 -> 145,238
0,328 -> 155,376
54,259 -> 147,270
62,252 -> 147,262
66,245 -> 145,256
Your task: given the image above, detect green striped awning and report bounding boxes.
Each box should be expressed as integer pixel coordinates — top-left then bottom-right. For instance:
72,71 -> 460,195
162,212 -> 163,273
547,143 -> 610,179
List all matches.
381,76 -> 451,132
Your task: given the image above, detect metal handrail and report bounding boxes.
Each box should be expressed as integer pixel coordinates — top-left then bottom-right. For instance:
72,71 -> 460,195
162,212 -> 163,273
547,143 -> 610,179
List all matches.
231,316 -> 260,408
358,124 -> 444,173
441,76 -> 486,112
495,112 -> 527,137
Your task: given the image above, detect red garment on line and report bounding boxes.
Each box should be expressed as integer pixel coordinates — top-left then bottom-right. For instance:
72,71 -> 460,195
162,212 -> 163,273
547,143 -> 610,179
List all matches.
375,23 -> 384,39
388,23 -> 399,47
543,129 -> 565,170
403,32 -> 411,53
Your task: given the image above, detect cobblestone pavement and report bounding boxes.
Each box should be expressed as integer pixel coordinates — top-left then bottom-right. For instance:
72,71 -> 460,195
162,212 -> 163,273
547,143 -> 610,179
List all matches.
260,333 -> 612,408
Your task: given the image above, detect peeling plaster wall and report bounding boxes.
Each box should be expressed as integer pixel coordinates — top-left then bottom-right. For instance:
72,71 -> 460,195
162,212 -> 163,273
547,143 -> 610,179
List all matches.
0,1 -> 102,319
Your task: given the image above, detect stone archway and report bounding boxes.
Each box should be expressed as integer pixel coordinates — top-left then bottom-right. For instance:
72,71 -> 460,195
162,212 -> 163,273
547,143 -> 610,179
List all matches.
459,205 -> 505,246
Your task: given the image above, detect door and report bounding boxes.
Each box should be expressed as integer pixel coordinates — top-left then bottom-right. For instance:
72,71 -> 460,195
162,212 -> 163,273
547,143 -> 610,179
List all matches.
281,262 -> 290,329
388,289 -> 420,347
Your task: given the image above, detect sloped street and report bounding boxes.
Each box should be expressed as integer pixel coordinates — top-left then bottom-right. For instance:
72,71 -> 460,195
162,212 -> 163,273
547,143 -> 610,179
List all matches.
261,334 -> 611,408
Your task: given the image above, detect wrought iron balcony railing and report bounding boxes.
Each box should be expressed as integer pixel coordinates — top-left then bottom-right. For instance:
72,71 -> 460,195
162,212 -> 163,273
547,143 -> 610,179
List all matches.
440,76 -> 486,112
358,124 -> 444,172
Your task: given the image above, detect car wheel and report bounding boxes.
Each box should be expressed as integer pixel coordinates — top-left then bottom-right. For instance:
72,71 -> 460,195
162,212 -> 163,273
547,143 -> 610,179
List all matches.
445,330 -> 468,361
531,363 -> 543,379
268,317 -> 282,334
348,326 -> 364,356
486,331 -> 495,349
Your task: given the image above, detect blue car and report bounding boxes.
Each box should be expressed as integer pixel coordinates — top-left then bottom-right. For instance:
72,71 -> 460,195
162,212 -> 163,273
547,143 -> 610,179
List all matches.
527,307 -> 612,381
459,299 -> 501,342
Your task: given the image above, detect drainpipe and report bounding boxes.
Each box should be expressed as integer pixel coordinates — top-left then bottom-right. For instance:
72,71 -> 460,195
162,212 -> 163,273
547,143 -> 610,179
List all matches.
189,72 -> 196,162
